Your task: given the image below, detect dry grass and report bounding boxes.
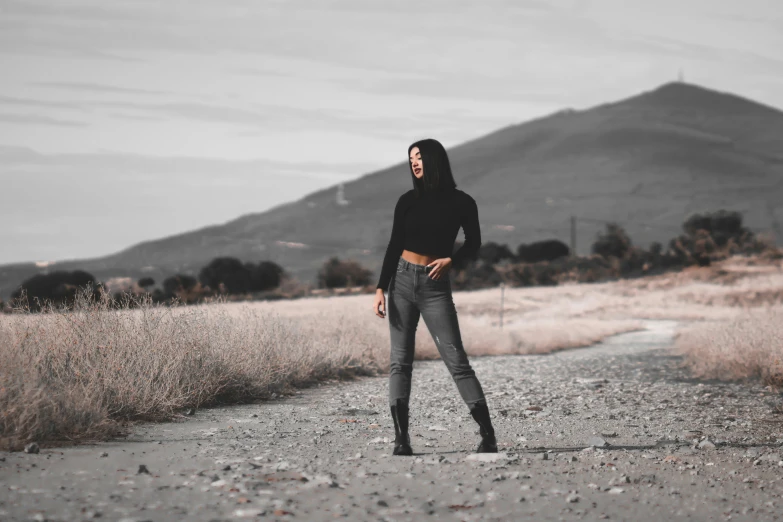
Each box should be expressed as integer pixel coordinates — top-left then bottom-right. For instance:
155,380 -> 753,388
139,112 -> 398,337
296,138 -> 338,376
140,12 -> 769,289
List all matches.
672,308 -> 783,387
0,290 -> 387,450
1,253 -> 781,449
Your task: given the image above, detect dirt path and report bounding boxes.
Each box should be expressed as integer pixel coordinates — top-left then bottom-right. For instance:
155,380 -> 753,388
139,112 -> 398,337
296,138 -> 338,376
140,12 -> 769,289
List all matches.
2,319 -> 782,522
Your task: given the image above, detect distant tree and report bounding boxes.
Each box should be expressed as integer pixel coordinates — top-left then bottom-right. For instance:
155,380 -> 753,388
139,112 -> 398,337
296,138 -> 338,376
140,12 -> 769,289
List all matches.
619,245 -> 649,273
591,223 -> 631,259
11,270 -> 101,311
246,260 -> 285,292
318,257 -> 372,289
199,257 -> 252,294
458,263 -> 503,289
478,242 -> 515,265
531,262 -> 559,286
162,274 -> 198,296
517,239 -> 570,263
150,288 -> 167,304
137,277 -> 155,289
683,209 -> 742,236
683,209 -> 745,247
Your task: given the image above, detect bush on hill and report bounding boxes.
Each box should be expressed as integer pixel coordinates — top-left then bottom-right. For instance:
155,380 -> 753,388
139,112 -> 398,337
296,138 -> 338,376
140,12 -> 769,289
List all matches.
500,254 -> 614,287
137,277 -> 155,289
10,270 -> 103,311
452,261 -> 503,290
667,209 -> 772,267
591,222 -> 632,259
162,273 -> 198,295
478,242 -> 516,265
318,257 -> 372,289
452,208 -> 781,292
197,257 -> 285,295
160,274 -> 203,303
248,260 -> 285,292
683,209 -> 744,245
517,239 -> 570,263
199,257 -> 252,294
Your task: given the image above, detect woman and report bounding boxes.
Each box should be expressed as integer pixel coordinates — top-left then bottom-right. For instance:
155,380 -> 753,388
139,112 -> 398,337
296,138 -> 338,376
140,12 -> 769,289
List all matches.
372,138 -> 497,456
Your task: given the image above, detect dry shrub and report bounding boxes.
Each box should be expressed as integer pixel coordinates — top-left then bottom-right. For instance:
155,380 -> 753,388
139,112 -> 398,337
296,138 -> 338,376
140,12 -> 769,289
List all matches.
673,307 -> 783,387
681,288 -> 783,308
274,275 -> 313,298
0,287 -> 387,449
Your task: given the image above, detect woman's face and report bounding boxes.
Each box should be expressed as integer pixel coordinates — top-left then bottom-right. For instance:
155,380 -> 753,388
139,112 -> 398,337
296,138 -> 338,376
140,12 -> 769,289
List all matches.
410,147 -> 423,179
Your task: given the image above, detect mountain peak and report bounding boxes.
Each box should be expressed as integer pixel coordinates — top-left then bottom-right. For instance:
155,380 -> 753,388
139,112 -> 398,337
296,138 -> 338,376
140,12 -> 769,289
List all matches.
629,81 -> 782,117
646,81 -> 728,103
651,80 -> 711,94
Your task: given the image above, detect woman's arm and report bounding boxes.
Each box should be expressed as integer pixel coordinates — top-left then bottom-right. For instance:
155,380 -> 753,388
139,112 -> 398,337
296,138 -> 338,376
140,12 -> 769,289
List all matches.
376,194 -> 408,291
450,194 -> 481,266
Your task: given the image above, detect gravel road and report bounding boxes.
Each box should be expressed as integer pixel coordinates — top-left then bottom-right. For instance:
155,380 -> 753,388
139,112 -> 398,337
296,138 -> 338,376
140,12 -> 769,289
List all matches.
2,319 -> 783,522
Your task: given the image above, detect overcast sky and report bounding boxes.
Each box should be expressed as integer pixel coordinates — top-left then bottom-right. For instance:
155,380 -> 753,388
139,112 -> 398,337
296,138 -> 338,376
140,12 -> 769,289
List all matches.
1,0 -> 782,264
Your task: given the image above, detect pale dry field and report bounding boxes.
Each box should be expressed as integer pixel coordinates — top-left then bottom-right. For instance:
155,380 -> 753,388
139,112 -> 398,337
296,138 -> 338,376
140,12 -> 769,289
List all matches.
1,254 -> 781,449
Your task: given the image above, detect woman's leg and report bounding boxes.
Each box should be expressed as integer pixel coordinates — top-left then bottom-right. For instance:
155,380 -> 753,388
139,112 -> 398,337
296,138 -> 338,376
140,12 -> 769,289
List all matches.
387,263 -> 420,456
387,268 -> 421,406
419,274 -> 497,453
418,280 -> 486,406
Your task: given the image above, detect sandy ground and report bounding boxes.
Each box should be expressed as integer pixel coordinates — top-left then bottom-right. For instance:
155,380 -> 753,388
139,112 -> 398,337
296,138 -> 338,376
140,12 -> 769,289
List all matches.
2,319 -> 782,522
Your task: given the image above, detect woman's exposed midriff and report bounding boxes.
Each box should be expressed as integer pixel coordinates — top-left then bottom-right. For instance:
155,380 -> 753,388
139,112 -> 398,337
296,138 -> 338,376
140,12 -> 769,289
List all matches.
400,249 -> 441,267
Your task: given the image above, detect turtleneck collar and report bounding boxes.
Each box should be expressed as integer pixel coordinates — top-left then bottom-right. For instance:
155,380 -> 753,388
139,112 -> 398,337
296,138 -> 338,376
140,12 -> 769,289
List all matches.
417,188 -> 454,200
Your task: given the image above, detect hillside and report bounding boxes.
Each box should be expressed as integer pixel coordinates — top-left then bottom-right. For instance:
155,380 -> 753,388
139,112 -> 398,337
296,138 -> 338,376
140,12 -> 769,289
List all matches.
2,81 -> 783,299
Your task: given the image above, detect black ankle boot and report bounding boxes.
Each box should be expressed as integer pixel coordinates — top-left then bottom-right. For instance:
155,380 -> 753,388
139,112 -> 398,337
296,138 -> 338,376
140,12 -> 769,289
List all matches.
390,399 -> 413,456
469,402 -> 498,453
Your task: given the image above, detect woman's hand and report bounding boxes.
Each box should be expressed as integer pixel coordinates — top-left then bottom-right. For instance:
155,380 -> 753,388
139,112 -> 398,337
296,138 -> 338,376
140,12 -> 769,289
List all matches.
373,288 -> 386,318
426,257 -> 452,280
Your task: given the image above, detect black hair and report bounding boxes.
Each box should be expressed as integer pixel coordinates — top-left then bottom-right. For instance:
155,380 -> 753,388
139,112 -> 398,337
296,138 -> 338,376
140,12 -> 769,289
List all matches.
407,138 -> 457,198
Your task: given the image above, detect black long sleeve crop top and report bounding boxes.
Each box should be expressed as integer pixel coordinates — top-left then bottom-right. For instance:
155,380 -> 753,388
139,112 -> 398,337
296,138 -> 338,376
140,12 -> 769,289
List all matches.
376,188 -> 481,291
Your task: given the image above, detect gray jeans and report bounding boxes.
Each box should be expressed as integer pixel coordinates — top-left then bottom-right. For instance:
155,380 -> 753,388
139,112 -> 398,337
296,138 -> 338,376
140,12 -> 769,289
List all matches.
386,256 -> 487,407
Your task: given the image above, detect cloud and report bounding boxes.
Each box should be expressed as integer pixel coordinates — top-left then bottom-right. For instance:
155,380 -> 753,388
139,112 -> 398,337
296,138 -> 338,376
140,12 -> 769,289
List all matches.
630,34 -> 783,71
90,100 -> 286,128
109,112 -> 167,122
0,0 -> 160,23
30,82 -> 171,96
347,70 -> 577,105
79,99 -> 421,139
0,145 -> 375,179
0,113 -> 87,127
0,94 -> 84,110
